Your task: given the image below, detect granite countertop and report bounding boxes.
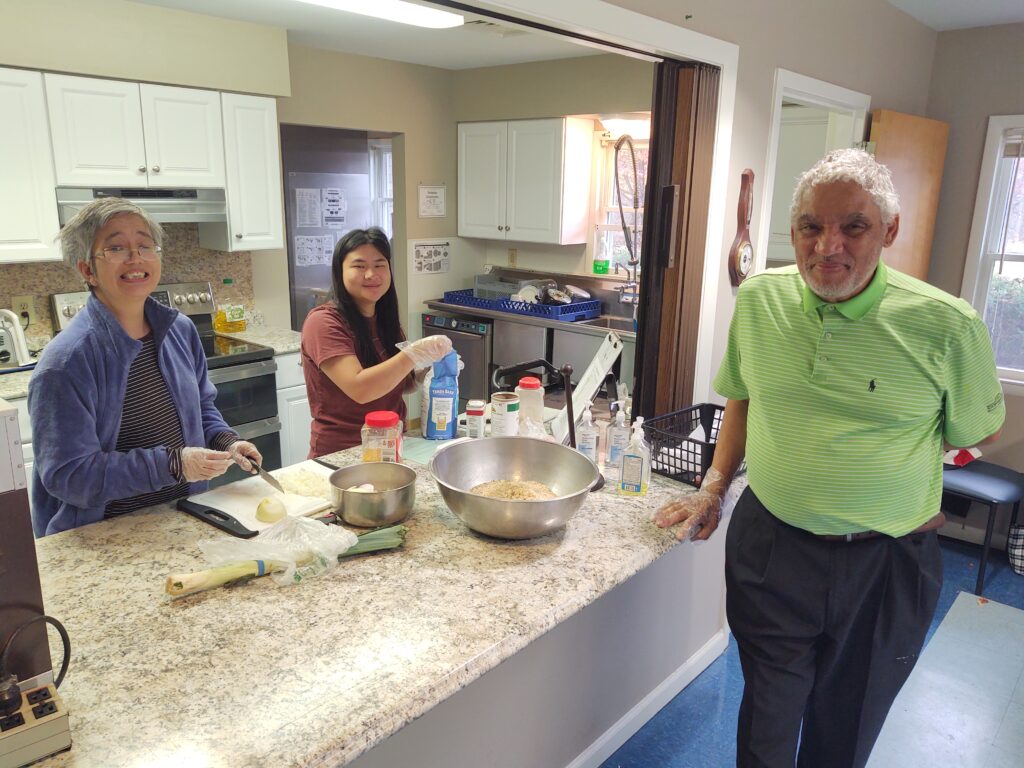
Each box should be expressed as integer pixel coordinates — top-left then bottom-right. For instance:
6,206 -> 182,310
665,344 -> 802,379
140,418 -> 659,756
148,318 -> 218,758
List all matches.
35,447 -> 702,767
0,325 -> 300,401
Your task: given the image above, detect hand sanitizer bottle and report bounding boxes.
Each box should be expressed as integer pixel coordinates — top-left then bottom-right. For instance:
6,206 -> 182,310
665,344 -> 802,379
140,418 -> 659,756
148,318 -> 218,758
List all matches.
606,404 -> 630,481
577,406 -> 599,465
618,416 -> 651,496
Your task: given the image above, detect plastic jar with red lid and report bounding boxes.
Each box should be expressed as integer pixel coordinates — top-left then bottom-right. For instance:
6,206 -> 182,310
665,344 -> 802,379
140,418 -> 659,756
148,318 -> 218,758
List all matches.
361,410 -> 402,462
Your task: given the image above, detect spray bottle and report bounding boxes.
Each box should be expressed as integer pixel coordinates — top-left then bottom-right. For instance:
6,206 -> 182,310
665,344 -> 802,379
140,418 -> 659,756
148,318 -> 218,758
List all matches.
606,403 -> 630,481
618,416 -> 651,496
576,406 -> 599,465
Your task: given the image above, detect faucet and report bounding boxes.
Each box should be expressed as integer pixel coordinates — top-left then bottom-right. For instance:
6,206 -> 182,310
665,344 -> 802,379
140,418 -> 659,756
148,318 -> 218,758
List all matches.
614,261 -> 641,305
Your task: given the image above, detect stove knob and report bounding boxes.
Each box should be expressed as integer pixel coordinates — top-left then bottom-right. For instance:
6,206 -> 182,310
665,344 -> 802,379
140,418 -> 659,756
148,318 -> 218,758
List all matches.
187,293 -> 197,304
199,292 -> 210,303
449,319 -> 458,329
174,294 -> 184,305
62,306 -> 74,318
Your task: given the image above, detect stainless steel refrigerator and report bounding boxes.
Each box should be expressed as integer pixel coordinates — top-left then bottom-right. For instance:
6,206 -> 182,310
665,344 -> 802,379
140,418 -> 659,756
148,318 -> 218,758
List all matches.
281,125 -> 372,331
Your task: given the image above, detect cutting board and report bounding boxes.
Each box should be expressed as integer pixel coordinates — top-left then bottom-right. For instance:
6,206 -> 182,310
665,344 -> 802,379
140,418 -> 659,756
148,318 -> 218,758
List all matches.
180,460 -> 335,536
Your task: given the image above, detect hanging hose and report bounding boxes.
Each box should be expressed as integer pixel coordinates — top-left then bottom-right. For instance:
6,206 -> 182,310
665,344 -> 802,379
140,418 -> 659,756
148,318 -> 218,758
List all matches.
613,134 -> 640,266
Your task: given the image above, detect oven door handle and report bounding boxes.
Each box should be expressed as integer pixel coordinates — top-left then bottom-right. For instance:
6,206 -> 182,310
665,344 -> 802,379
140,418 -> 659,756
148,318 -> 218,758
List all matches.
208,359 -> 278,385
231,417 -> 282,440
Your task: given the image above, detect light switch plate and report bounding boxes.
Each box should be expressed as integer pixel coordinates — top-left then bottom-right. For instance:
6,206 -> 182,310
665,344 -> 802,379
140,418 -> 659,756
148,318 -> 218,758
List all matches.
11,296 -> 34,327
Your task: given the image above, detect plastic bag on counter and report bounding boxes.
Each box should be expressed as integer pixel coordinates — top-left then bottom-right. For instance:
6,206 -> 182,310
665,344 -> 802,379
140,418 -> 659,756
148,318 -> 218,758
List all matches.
420,350 -> 462,440
197,516 -> 358,586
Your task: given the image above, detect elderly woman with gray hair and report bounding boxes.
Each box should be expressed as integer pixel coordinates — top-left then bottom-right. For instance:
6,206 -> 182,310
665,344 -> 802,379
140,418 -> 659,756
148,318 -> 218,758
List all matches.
28,197 -> 262,536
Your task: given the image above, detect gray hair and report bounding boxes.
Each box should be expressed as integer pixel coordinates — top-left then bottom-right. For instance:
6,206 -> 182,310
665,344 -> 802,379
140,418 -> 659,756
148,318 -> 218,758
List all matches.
59,197 -> 164,270
790,148 -> 900,226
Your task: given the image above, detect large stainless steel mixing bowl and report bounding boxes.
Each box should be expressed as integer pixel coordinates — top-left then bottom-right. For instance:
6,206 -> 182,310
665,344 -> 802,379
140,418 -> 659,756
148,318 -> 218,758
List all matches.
428,437 -> 600,539
329,462 -> 416,527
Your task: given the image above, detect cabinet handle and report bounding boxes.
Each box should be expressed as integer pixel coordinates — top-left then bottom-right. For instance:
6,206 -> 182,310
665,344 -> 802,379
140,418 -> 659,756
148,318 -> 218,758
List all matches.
137,165 -> 146,173
504,226 -> 510,231
235,233 -> 243,239
151,165 -> 160,172
497,226 -> 502,231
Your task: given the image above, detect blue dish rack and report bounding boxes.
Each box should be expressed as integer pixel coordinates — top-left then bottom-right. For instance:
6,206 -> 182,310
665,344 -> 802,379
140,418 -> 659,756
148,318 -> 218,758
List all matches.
442,289 -> 601,322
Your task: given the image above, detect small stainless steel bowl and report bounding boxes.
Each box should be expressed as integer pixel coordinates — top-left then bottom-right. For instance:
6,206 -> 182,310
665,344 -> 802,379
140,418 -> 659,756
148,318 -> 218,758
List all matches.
328,462 -> 417,527
429,436 -> 600,539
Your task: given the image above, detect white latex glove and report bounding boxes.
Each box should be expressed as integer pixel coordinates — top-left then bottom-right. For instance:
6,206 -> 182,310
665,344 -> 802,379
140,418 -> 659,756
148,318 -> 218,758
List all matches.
227,440 -> 263,473
181,447 -> 233,482
398,335 -> 453,369
652,467 -> 728,541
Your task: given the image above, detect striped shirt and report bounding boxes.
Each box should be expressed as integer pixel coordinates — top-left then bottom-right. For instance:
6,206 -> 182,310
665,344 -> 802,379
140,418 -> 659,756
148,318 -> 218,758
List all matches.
714,262 -> 1004,536
105,335 -> 189,516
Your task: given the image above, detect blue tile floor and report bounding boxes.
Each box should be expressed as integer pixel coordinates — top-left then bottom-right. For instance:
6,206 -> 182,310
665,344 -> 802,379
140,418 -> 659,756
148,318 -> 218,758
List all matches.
600,537 -> 1024,768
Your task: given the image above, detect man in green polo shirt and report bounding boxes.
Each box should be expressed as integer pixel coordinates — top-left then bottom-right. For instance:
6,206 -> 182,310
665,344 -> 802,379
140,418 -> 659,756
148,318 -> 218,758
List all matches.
654,148 -> 1004,768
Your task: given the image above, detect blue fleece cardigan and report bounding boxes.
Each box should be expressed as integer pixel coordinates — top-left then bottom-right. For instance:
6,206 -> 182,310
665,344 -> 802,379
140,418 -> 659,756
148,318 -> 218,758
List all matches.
28,294 -> 231,536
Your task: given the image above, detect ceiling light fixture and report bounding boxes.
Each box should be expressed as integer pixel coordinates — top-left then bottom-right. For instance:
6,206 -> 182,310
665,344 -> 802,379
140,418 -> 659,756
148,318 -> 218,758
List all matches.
291,0 -> 464,29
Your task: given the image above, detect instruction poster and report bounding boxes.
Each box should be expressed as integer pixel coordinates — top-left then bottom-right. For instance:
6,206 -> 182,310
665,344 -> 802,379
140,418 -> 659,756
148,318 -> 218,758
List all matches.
418,184 -> 446,218
413,241 -> 450,274
295,189 -> 321,228
322,188 -> 348,228
294,235 -> 335,266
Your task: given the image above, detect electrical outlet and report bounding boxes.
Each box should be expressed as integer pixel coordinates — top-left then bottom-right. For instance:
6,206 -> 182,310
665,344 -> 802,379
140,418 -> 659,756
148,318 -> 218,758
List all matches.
507,248 -> 517,267
11,295 -> 35,326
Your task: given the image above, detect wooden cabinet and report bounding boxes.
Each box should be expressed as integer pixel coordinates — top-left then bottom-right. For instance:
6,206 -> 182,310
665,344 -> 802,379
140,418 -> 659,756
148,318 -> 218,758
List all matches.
274,352 -> 311,466
44,74 -> 225,189
458,118 -> 593,244
199,93 -> 284,252
869,109 -> 948,279
0,67 -> 61,263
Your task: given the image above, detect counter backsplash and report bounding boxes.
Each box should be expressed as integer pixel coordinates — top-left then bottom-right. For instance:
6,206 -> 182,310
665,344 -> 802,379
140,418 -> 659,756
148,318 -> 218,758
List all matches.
0,224 -> 255,348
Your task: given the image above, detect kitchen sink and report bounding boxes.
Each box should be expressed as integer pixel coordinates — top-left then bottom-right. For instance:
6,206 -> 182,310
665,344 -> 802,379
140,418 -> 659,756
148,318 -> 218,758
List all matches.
577,315 -> 636,333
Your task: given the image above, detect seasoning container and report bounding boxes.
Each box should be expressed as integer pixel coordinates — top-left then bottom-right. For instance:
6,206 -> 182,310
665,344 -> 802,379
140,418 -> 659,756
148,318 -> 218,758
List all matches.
361,410 -> 402,463
490,392 -> 520,436
515,376 -> 544,430
466,399 -> 487,438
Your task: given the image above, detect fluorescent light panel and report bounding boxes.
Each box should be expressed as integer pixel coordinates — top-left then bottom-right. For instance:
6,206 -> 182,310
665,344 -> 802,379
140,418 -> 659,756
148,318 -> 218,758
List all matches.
291,0 -> 464,29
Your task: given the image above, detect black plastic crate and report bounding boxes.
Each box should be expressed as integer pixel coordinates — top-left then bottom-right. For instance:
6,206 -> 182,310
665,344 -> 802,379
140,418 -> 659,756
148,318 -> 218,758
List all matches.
642,403 -> 724,487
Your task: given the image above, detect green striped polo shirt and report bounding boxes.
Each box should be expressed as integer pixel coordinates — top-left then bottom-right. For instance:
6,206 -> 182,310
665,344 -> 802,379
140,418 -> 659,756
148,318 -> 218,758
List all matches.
714,262 -> 1005,536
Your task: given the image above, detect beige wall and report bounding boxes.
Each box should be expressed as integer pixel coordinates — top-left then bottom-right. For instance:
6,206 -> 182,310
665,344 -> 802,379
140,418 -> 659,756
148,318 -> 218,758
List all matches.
0,0 -> 289,96
926,22 -> 1024,472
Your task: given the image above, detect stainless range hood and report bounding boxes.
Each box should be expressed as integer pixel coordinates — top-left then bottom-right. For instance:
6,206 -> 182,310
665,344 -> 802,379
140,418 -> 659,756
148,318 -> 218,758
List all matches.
56,187 -> 227,225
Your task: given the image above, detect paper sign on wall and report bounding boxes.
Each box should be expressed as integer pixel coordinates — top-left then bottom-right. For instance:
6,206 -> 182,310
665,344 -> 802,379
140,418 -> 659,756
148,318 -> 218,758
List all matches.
295,235 -> 335,266
418,184 -> 446,218
413,241 -> 450,274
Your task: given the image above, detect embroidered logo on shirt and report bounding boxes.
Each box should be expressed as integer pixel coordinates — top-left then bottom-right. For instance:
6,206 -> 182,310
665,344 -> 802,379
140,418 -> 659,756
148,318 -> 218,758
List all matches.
868,379 -> 877,392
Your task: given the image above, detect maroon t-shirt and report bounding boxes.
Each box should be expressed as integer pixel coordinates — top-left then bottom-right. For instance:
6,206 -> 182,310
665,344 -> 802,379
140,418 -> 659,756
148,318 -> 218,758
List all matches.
301,304 -> 407,458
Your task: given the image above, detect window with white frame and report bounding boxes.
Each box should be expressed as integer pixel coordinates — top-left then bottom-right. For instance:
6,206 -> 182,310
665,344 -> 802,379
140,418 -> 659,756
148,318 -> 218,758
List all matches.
369,139 -> 393,238
593,137 -> 649,275
963,116 -> 1024,386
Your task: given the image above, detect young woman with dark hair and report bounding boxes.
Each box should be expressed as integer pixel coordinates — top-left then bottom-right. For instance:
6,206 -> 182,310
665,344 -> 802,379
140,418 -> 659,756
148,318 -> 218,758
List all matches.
300,227 -> 451,457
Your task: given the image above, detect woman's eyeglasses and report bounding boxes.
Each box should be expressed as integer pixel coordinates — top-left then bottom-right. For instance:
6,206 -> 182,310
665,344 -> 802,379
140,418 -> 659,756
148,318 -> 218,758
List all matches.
94,245 -> 163,263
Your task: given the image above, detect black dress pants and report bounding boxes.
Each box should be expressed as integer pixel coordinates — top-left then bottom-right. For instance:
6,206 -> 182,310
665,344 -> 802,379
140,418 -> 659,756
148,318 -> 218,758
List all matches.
725,488 -> 942,768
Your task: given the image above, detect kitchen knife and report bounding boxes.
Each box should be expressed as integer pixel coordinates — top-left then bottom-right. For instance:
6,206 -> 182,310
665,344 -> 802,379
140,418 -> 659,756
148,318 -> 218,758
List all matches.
252,461 -> 286,495
177,499 -> 258,538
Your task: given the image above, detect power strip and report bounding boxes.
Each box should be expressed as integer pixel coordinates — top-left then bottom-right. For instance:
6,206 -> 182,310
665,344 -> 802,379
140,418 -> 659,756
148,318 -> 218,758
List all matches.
0,684 -> 71,768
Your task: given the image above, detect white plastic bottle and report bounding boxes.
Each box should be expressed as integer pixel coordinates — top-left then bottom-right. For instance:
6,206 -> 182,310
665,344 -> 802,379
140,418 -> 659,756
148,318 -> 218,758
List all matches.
576,407 -> 599,465
618,416 -> 651,496
515,376 -> 545,434
606,405 -> 630,481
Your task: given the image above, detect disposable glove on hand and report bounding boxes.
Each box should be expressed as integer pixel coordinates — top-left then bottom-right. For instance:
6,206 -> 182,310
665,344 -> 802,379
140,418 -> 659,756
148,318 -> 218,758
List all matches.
227,440 -> 263,473
652,466 -> 728,541
398,335 -> 453,369
181,447 -> 234,482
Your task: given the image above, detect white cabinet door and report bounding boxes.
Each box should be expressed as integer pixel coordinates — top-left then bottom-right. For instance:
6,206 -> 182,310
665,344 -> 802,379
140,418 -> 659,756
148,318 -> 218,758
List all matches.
507,119 -> 564,243
139,84 -> 225,188
277,386 -> 312,465
0,68 -> 61,263
458,121 -> 507,239
45,74 -> 148,187
216,93 -> 283,251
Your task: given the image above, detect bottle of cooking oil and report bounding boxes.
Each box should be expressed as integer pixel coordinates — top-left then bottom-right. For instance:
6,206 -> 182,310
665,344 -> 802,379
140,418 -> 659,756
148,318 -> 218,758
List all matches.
213,278 -> 246,333
618,416 -> 650,497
